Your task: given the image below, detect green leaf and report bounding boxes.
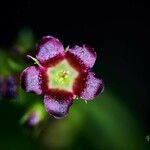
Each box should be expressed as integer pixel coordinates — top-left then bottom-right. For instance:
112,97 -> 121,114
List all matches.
16,27 -> 35,53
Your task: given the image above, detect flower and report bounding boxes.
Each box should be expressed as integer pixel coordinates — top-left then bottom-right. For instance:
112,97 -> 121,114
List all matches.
24,112 -> 40,128
20,36 -> 104,119
5,76 -> 17,98
0,75 -> 17,100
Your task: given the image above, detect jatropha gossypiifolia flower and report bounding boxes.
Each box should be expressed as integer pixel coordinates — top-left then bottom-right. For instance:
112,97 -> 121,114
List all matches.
20,36 -> 104,119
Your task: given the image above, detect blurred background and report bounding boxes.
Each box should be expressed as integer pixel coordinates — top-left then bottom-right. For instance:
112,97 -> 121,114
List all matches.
0,1 -> 150,150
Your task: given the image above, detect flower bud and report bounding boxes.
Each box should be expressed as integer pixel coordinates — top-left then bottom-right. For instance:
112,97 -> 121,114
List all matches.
21,103 -> 46,128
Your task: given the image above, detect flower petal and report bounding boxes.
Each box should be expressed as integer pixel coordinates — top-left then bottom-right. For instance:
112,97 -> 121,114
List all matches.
44,90 -> 73,119
80,72 -> 104,100
73,72 -> 88,96
36,36 -> 65,66
21,66 -> 43,95
66,45 -> 97,71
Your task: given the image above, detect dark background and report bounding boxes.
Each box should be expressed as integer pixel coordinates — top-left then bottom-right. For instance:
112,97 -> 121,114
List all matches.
0,1 -> 149,149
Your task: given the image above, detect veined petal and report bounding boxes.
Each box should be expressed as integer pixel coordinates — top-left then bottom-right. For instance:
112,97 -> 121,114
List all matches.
36,36 -> 65,66
80,72 -> 104,100
44,90 -> 73,119
66,45 -> 97,71
21,66 -> 43,95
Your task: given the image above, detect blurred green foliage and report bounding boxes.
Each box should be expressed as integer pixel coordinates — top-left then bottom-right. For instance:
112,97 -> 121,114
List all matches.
15,28 -> 35,54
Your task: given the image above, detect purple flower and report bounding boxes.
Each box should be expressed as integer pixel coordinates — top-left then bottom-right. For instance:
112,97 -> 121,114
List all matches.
0,76 -> 17,100
5,76 -> 17,98
20,36 -> 104,119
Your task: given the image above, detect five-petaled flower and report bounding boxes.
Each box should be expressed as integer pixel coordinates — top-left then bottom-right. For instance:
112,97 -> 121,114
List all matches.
20,36 -> 104,119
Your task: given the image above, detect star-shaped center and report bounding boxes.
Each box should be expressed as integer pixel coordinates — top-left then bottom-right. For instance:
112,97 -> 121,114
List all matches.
47,59 -> 79,92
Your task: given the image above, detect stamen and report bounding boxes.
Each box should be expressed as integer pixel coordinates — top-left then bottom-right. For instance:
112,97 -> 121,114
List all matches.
57,70 -> 69,84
